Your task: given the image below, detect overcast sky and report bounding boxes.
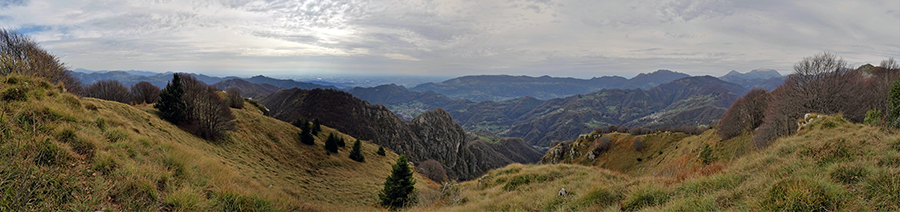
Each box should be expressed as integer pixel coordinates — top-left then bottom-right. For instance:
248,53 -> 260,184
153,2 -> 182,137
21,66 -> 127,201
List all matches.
1,0 -> 898,78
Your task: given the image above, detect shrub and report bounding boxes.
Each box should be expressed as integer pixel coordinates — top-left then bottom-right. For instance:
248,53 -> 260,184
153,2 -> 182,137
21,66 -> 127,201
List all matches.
889,78 -> 900,128
377,146 -> 386,156
416,159 -> 446,182
130,81 -> 159,104
864,109 -> 883,126
380,155 -> 416,209
621,186 -> 669,211
632,137 -> 644,152
592,135 -> 612,155
226,88 -> 243,109
349,139 -> 365,162
85,80 -> 131,103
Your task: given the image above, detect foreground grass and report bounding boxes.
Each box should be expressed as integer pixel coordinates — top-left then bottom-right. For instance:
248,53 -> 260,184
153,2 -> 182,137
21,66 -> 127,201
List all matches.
424,115 -> 900,211
0,75 -> 436,211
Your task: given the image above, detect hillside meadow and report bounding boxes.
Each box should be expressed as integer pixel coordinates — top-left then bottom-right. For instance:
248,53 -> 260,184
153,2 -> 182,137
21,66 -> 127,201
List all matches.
0,74 -> 438,211
416,115 -> 900,211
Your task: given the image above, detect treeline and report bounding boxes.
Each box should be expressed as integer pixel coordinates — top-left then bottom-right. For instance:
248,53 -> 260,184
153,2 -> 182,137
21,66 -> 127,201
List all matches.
717,52 -> 900,146
592,124 -> 707,136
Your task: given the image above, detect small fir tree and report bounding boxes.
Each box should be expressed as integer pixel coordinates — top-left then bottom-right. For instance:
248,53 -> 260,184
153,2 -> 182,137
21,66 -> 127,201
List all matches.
377,146 -> 386,156
299,131 -> 315,146
324,133 -> 339,154
337,136 -> 346,148
349,139 -> 365,162
311,118 -> 322,135
155,74 -> 187,124
379,155 -> 416,209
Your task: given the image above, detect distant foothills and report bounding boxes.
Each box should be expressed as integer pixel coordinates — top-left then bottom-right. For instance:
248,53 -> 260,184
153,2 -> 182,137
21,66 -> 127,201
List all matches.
69,68 -> 786,147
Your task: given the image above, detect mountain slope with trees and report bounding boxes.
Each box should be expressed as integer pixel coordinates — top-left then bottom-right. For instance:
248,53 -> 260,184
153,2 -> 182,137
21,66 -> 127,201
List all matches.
259,88 -> 543,180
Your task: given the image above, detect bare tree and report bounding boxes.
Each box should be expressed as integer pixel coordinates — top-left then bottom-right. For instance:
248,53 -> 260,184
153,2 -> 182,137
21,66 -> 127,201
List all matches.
85,80 -> 132,103
178,74 -> 235,140
632,137 -> 644,152
131,81 -> 160,104
416,159 -> 447,182
226,87 -> 243,108
718,88 -> 769,140
881,57 -> 899,70
0,29 -> 82,95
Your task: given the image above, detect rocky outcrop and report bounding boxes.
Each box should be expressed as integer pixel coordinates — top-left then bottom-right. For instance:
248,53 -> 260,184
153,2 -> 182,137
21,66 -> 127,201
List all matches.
260,88 -> 543,180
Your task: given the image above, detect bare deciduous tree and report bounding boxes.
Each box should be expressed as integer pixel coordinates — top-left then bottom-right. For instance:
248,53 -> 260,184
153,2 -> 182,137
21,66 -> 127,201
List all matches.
416,159 -> 447,182
0,29 -> 82,95
178,74 -> 235,141
85,80 -> 132,103
131,81 -> 160,104
226,87 -> 243,108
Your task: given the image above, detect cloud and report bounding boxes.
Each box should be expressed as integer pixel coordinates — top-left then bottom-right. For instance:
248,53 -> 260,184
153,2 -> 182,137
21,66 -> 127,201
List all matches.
384,53 -> 420,61
0,0 -> 897,78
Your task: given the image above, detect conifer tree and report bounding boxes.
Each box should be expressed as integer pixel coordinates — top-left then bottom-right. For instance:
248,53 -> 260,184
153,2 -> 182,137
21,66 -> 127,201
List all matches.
155,74 -> 186,124
377,146 -> 386,156
379,155 -> 415,209
337,136 -> 346,148
888,78 -> 900,128
311,118 -> 322,135
349,139 -> 365,162
324,133 -> 339,154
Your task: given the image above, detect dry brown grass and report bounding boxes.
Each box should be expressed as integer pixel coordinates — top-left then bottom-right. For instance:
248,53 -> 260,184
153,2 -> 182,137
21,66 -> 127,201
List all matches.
421,115 -> 900,211
0,74 -> 437,211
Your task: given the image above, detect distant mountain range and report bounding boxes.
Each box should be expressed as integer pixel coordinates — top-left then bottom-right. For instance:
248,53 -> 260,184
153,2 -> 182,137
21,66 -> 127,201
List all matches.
410,70 -> 692,102
351,76 -> 748,147
719,69 -> 785,91
68,70 -> 338,95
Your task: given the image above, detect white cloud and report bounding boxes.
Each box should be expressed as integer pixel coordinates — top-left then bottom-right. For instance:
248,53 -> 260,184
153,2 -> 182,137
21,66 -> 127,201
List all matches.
0,0 -> 898,77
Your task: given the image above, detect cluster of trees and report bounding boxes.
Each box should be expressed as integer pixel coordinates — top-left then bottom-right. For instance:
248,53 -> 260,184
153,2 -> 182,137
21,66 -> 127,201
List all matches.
593,124 -> 707,136
716,53 -> 900,146
156,73 -> 239,141
84,80 -> 162,104
0,29 -> 82,94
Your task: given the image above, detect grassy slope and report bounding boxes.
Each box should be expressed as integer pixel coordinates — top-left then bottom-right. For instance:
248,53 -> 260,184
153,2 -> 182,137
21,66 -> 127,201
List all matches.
423,115 -> 900,211
0,75 -> 436,211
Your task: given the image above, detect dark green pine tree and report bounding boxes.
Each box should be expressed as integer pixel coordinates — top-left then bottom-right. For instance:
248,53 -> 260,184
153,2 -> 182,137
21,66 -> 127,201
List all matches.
889,78 -> 900,128
324,133 -> 339,154
311,118 -> 322,135
298,131 -> 315,146
337,136 -> 346,148
377,146 -> 386,156
349,139 -> 365,162
155,74 -> 186,124
379,155 -> 415,209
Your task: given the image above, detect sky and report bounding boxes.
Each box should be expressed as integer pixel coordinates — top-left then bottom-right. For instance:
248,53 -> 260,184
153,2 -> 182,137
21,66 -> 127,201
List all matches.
1,0 -> 899,78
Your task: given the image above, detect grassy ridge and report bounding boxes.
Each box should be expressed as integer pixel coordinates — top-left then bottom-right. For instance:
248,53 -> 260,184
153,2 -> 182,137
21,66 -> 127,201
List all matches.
425,115 -> 900,211
0,75 -> 437,211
